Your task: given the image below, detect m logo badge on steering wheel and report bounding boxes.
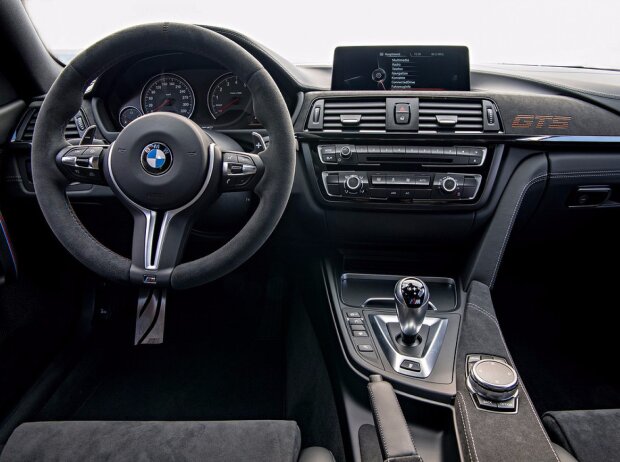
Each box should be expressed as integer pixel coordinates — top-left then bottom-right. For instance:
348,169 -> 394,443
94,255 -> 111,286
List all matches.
141,142 -> 173,175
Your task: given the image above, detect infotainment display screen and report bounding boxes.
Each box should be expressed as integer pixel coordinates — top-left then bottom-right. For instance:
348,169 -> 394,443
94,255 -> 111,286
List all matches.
331,46 -> 470,91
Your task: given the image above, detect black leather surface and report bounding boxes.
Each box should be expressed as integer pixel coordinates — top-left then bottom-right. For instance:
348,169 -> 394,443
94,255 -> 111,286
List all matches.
454,281 -> 560,462
367,377 -> 422,462
0,420 -> 302,462
543,409 -> 620,462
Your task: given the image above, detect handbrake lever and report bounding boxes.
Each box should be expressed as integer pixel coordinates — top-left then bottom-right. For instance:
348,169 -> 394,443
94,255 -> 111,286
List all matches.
367,375 -> 423,462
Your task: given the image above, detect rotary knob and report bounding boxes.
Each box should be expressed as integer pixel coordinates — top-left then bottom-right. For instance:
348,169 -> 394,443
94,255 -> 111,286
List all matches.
340,146 -> 352,158
345,175 -> 363,192
467,359 -> 518,401
440,176 -> 458,193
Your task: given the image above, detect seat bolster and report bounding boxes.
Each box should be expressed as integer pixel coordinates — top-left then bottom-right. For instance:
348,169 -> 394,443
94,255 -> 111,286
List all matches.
0,420 -> 302,462
543,409 -> 620,462
552,443 -> 579,462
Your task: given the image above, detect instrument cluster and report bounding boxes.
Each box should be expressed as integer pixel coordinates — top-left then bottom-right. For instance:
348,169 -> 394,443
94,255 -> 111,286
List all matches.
106,54 -> 262,131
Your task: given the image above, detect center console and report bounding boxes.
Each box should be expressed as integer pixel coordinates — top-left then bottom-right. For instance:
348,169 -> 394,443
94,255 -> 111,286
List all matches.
319,144 -> 485,202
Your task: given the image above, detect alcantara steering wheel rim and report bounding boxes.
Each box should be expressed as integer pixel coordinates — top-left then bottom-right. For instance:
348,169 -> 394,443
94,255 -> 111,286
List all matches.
31,23 -> 295,290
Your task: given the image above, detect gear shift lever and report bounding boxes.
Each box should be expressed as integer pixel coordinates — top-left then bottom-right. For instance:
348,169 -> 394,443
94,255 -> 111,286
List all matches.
394,277 -> 430,345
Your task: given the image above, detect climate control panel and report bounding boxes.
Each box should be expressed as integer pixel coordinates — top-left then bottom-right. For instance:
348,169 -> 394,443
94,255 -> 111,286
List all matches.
322,171 -> 482,201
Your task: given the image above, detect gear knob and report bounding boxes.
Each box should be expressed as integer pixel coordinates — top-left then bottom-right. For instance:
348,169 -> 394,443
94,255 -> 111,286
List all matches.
394,277 -> 430,343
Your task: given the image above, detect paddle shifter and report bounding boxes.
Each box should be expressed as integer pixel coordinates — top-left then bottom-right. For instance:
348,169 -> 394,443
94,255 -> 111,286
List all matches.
394,277 -> 430,345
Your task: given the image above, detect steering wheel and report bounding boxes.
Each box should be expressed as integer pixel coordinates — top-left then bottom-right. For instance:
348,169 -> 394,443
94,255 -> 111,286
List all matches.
31,23 -> 295,290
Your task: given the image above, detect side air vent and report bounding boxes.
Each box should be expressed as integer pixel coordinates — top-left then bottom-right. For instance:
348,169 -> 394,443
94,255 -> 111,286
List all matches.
318,99 -> 387,131
13,106 -> 86,142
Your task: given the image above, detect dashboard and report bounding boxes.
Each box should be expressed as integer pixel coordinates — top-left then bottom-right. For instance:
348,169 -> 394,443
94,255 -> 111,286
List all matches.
7,26 -> 620,249
100,53 -> 263,131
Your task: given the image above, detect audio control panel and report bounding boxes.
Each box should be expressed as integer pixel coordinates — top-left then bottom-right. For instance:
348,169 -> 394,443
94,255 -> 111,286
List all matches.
322,171 -> 482,201
318,144 -> 486,167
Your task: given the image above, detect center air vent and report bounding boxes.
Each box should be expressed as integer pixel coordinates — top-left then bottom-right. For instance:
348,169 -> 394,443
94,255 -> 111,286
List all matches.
321,100 -> 387,131
418,99 -> 484,132
307,97 -> 501,133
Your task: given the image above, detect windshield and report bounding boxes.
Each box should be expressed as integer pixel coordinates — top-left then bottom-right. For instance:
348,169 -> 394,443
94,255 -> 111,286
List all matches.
25,0 -> 620,70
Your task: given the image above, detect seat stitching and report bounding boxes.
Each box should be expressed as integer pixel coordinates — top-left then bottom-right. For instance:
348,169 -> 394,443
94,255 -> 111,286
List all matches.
368,385 -> 391,458
467,304 -> 560,462
455,392 -> 477,462
456,391 -> 479,462
466,302 -> 497,322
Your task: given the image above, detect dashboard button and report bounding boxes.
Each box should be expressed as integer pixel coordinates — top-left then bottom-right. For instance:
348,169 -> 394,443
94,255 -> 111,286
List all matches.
387,190 -> 401,198
372,175 -> 385,185
416,175 -> 432,186
401,360 -> 421,372
326,184 -> 341,196
325,173 -> 339,185
380,146 -> 392,153
469,156 -> 482,165
237,154 -> 254,165
321,153 -> 337,163
368,146 -> 381,153
413,189 -> 432,199
393,146 -> 406,154
370,189 -> 388,198
444,147 -> 457,155
405,146 -> 419,154
223,153 -> 238,163
401,190 -> 414,199
386,175 -> 399,185
419,146 -> 432,154
457,147 -> 473,156
356,145 -> 368,153
431,147 -> 444,155
319,145 -> 336,154
395,103 -> 411,124
398,174 -> 415,186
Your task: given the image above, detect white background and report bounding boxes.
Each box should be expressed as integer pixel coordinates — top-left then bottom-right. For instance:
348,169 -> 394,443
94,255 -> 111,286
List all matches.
25,0 -> 620,68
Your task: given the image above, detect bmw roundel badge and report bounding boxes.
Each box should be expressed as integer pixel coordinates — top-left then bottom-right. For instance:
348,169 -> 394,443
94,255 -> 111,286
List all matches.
141,142 -> 173,175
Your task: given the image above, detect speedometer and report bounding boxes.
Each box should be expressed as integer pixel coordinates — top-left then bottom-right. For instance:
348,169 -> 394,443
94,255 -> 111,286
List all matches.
141,73 -> 195,118
208,73 -> 252,119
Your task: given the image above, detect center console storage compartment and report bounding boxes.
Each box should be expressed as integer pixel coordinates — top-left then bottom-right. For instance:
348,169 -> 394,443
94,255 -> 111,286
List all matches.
341,273 -> 457,310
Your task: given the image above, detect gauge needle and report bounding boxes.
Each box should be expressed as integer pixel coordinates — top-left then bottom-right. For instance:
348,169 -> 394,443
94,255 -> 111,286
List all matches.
153,98 -> 174,112
219,98 -> 240,114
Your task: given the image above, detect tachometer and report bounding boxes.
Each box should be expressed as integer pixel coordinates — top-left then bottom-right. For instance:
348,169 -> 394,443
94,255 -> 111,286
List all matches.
208,74 -> 252,119
141,73 -> 195,118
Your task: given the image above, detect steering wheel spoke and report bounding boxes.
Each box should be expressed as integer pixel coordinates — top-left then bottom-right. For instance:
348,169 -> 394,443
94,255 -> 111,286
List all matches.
220,150 -> 264,192
57,144 -> 108,185
129,206 -> 194,286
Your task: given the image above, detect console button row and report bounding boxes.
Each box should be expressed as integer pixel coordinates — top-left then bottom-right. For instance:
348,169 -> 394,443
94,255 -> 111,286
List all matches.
344,311 -> 379,365
318,145 -> 486,166
372,174 -> 431,186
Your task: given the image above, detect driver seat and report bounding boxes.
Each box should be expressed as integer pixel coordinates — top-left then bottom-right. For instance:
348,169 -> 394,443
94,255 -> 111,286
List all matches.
0,420 -> 335,462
